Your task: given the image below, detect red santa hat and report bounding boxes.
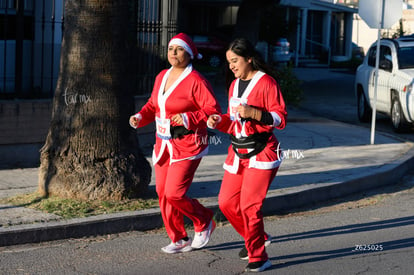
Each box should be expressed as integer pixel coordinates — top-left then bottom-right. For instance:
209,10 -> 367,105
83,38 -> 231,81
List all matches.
168,33 -> 202,60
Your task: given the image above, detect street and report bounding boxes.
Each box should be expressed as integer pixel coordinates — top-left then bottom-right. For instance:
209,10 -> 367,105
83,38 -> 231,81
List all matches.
1,68 -> 413,274
2,0 -> 414,273
0,173 -> 413,275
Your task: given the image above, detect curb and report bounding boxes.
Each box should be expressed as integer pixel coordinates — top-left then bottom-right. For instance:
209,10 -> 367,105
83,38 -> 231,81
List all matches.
2,146 -> 414,247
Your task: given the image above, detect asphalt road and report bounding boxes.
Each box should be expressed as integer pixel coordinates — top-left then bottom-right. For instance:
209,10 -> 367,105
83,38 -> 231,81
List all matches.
1,68 -> 413,274
0,172 -> 413,275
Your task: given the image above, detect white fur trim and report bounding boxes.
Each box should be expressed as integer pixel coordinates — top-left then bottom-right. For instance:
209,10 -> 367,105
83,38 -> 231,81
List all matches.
223,154 -> 240,174
169,38 -> 194,59
270,112 -> 282,127
182,113 -> 189,129
130,113 -> 142,128
207,114 -> 222,129
251,158 -> 282,170
170,146 -> 209,163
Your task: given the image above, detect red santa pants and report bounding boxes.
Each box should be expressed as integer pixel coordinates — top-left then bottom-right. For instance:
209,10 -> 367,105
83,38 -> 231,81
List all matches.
218,161 -> 278,262
155,150 -> 213,243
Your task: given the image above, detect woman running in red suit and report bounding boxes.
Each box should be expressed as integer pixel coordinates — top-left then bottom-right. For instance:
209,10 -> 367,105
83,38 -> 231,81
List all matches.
130,33 -> 221,254
207,38 -> 287,272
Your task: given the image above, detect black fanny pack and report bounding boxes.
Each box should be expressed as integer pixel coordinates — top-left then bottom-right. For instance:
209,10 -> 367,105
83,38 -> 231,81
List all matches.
171,126 -> 194,139
230,132 -> 271,159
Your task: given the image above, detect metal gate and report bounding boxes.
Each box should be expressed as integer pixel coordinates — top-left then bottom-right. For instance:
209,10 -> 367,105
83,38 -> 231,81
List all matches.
0,0 -> 63,98
136,0 -> 177,95
0,0 -> 177,99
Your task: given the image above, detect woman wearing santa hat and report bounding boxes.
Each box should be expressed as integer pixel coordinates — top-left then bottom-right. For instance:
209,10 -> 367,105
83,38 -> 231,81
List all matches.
129,33 -> 221,253
207,37 -> 287,272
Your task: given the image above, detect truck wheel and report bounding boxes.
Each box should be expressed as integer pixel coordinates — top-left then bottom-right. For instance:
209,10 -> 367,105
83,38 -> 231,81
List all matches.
391,96 -> 409,132
357,90 -> 371,122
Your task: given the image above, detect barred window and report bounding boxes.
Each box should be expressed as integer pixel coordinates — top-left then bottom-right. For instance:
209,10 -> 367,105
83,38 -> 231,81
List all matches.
0,0 -> 33,11
0,0 -> 15,10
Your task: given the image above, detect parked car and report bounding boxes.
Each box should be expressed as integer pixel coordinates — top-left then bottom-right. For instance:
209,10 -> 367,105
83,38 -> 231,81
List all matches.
190,35 -> 228,67
398,33 -> 414,41
354,38 -> 414,132
272,38 -> 292,63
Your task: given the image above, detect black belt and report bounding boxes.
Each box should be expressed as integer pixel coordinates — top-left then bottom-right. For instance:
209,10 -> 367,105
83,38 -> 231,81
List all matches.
171,126 -> 194,139
230,132 -> 271,159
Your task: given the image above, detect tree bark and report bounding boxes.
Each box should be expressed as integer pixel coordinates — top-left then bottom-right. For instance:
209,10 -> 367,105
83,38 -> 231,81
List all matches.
38,1 -> 151,200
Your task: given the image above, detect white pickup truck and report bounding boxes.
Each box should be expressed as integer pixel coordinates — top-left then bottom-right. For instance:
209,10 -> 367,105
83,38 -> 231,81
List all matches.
354,37 -> 414,132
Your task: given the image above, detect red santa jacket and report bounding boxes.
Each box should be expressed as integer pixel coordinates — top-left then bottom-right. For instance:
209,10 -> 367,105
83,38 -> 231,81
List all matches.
215,71 -> 287,173
135,64 -> 221,164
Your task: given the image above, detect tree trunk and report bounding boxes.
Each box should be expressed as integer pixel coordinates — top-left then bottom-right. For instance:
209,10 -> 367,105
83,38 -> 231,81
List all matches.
38,1 -> 151,200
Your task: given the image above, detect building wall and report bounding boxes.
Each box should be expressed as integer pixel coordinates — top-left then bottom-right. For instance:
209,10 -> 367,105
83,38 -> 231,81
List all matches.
352,15 -> 379,54
353,9 -> 414,54
0,100 -> 52,145
402,9 -> 414,34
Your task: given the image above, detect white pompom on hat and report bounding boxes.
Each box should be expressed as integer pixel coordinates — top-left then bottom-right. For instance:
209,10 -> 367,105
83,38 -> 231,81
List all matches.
168,33 -> 203,60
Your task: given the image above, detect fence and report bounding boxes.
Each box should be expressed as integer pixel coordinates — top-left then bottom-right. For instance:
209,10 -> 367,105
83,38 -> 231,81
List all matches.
136,0 -> 177,95
0,0 -> 62,98
0,0 -> 175,99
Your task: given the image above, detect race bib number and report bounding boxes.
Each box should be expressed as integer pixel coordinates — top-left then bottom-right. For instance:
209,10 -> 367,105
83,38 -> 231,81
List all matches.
229,97 -> 247,121
156,117 -> 171,140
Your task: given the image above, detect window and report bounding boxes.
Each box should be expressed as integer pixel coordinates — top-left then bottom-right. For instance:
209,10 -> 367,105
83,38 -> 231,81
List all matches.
0,14 -> 34,40
0,0 -> 33,11
367,45 -> 392,70
379,45 -> 392,71
398,47 -> 414,69
24,0 -> 33,11
367,47 -> 377,67
380,46 -> 391,62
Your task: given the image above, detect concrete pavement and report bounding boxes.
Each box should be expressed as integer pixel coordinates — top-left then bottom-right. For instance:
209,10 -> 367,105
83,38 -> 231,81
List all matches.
1,68 -> 414,246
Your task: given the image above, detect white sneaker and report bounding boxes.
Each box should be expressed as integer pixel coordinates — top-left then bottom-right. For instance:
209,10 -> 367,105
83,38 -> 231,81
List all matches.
161,237 -> 193,254
191,220 -> 216,249
265,234 -> 272,247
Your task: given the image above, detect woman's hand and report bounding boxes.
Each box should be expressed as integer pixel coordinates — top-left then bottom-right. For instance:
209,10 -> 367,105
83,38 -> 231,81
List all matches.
207,114 -> 221,128
129,115 -> 141,128
171,113 -> 184,125
237,105 -> 261,121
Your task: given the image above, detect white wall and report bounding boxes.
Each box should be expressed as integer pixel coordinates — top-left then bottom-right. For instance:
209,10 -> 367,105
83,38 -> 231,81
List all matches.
352,15 -> 379,54
353,9 -> 414,54
402,9 -> 414,34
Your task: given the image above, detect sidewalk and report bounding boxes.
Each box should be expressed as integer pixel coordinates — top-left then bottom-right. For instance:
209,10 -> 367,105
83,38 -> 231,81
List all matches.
1,68 -> 414,246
